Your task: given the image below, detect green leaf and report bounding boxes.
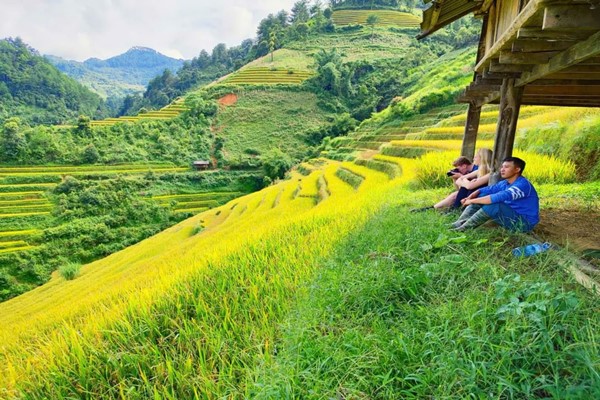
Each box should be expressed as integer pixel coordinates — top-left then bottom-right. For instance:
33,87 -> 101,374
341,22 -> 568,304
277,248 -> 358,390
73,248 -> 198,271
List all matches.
433,234 -> 449,248
441,254 -> 464,264
420,243 -> 433,251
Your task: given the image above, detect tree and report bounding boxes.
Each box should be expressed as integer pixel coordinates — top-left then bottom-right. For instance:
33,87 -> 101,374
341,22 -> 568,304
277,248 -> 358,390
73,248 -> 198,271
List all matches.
2,117 -> 27,162
81,144 -> 100,164
76,115 -> 91,133
261,148 -> 293,181
366,14 -> 379,40
290,0 -> 310,24
268,30 -> 278,62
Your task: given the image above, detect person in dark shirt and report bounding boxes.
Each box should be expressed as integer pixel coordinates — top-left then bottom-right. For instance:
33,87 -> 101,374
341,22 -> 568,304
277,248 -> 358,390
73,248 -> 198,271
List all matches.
451,156 -> 539,232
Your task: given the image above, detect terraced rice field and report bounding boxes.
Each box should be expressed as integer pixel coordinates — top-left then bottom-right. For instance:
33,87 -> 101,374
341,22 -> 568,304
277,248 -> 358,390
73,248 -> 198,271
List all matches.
152,191 -> 244,214
90,100 -> 189,127
219,67 -> 312,85
0,164 -> 191,255
332,10 -> 421,27
351,104 -> 594,152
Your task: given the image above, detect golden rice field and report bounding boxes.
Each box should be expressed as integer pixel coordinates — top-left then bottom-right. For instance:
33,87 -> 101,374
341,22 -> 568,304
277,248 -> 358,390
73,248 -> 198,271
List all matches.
354,105 -> 600,150
219,67 -> 312,85
0,156 -> 419,396
332,10 -> 421,27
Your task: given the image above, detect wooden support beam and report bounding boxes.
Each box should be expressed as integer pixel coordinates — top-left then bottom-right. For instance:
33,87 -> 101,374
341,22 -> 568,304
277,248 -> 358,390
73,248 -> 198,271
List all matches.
492,78 -> 524,179
529,79 -> 600,86
525,85 -> 600,96
461,103 -> 482,160
546,73 -> 600,80
512,39 -> 574,53
518,30 -> 600,86
522,97 -> 600,106
429,0 -> 446,32
563,64 -> 600,72
500,50 -> 558,64
489,59 -> 533,73
483,70 -> 522,80
466,84 -> 503,94
543,5 -> 600,31
517,27 -> 591,41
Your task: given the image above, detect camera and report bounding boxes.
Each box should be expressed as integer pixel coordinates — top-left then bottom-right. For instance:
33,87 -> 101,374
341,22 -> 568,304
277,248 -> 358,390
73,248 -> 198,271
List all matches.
446,168 -> 459,177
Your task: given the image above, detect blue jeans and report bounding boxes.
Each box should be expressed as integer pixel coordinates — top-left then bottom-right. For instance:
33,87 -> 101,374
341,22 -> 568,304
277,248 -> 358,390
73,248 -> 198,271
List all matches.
481,203 -> 534,232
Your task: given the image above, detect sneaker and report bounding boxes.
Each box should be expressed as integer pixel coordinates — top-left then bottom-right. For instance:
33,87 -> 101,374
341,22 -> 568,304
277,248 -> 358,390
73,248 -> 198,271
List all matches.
410,206 -> 433,213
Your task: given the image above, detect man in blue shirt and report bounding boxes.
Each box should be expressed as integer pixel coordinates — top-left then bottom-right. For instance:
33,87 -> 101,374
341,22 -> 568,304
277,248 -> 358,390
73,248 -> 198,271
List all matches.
451,156 -> 539,232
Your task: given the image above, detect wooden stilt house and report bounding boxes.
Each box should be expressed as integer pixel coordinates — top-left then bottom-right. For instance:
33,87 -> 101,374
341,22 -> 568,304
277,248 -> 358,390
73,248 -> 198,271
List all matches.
418,0 -> 600,175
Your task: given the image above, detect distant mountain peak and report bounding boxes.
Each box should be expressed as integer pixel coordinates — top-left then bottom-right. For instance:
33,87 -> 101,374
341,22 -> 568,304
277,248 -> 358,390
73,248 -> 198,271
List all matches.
127,46 -> 159,54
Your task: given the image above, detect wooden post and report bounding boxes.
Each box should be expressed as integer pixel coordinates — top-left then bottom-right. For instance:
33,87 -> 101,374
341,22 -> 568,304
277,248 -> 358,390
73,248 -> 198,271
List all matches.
461,102 -> 482,160
491,78 -> 524,183
460,14 -> 488,160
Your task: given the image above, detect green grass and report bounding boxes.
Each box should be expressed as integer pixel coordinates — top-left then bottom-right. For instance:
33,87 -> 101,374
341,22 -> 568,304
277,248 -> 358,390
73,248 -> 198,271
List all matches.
252,197 -> 600,398
219,68 -> 312,85
286,29 -> 415,62
213,88 -> 334,162
243,49 -> 315,71
335,167 -> 365,189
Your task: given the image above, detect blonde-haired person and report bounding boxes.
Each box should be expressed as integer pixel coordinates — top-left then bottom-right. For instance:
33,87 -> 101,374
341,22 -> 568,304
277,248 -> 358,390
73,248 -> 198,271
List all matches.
452,148 -> 493,208
411,148 -> 493,212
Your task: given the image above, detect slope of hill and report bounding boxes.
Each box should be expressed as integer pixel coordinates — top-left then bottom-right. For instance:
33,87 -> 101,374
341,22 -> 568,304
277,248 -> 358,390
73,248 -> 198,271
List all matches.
0,38 -> 106,125
0,154 -> 597,397
47,47 -> 185,99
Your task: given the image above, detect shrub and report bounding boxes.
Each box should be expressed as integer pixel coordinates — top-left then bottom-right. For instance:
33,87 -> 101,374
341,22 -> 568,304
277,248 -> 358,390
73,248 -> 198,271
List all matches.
59,263 -> 81,280
335,167 -> 364,189
261,148 -> 293,181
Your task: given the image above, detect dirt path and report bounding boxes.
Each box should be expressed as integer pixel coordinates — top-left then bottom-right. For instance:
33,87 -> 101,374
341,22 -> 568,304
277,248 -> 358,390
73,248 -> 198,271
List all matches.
537,209 -> 600,267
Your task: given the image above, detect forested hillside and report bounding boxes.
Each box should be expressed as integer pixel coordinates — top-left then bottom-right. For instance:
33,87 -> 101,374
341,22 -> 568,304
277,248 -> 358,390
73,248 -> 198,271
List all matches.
0,38 -> 106,125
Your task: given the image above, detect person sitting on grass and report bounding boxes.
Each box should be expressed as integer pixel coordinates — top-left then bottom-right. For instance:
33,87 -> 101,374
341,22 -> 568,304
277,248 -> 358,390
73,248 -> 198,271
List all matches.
412,149 -> 492,212
451,148 -> 493,208
448,156 -> 476,188
451,156 -> 539,232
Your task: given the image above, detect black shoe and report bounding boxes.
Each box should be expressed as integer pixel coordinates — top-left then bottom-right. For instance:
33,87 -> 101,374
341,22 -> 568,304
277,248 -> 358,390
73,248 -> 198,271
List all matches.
410,206 -> 434,213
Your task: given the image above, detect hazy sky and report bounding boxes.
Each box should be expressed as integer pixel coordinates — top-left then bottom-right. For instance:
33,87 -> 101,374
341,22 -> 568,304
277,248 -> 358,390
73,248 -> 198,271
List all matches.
1,0 -> 299,61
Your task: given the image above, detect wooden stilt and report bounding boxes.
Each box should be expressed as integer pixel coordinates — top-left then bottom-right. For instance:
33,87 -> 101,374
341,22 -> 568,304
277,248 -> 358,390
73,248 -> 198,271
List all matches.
491,78 -> 524,183
461,14 -> 488,161
461,102 -> 482,160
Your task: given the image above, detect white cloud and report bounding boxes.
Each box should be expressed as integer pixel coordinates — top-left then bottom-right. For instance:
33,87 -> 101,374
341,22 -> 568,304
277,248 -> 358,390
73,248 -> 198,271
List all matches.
0,0 -> 299,61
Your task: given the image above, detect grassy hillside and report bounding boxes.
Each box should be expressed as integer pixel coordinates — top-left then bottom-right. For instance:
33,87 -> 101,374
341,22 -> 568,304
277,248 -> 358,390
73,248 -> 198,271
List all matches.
0,154 -> 597,397
211,88 -> 333,165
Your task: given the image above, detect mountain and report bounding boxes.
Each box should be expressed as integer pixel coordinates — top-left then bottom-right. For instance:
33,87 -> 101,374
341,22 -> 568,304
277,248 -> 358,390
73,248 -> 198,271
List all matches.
0,37 -> 106,125
46,46 -> 185,99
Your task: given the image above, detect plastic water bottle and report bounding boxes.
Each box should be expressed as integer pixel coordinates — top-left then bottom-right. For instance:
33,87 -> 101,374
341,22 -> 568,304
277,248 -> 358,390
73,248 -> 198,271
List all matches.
512,242 -> 552,257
